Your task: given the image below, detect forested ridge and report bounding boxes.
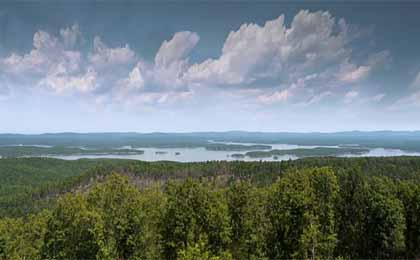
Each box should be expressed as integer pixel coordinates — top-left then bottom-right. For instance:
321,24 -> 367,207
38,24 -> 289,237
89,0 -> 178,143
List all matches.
1,157 -> 420,259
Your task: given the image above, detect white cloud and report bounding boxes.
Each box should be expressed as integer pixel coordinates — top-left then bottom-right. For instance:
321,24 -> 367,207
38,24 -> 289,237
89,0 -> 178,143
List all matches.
257,89 -> 291,104
89,36 -> 136,71
339,64 -> 370,83
344,90 -> 359,103
184,10 -> 389,106
0,12 -> 390,108
389,72 -> 420,111
371,93 -> 386,102
60,24 -> 82,49
155,31 -> 199,67
186,10 -> 353,88
301,91 -> 333,106
0,28 -> 86,95
127,67 -> 145,90
119,31 -> 199,98
38,66 -> 97,94
338,50 -> 390,84
389,91 -> 420,111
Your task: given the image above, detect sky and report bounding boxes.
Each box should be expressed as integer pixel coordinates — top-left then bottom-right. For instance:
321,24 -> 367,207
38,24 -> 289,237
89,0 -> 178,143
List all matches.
1,1 -> 420,133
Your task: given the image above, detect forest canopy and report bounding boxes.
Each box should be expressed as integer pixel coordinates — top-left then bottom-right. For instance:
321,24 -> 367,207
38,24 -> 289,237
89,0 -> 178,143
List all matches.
1,157 -> 420,259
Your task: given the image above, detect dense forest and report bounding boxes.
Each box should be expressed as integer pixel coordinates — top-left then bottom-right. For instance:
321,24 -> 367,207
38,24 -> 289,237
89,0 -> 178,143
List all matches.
1,157 -> 420,259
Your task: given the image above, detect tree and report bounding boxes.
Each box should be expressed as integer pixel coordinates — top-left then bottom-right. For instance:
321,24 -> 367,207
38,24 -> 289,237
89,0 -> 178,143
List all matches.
41,194 -> 100,259
266,167 -> 339,259
398,181 -> 420,259
0,212 -> 49,260
363,177 -> 406,259
226,181 -> 267,259
335,168 -> 370,258
87,173 -> 148,259
161,179 -> 232,259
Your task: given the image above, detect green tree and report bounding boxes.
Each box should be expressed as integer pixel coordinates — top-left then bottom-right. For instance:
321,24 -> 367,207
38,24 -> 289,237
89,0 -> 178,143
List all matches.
266,167 -> 339,259
398,181 -> 420,258
0,211 -> 49,260
363,177 -> 406,258
335,168 -> 370,258
226,181 -> 267,259
161,179 -> 231,259
41,194 -> 99,259
86,173 -> 148,259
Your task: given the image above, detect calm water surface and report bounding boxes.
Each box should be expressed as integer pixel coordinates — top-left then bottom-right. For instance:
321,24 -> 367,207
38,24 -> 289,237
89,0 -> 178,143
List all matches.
3,142 -> 420,162
49,143 -> 420,162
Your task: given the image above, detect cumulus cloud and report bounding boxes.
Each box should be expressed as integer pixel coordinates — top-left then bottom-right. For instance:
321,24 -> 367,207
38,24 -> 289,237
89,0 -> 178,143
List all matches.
186,10 -> 352,87
117,31 -> 199,102
0,25 -> 139,96
0,11 -> 390,108
60,24 -> 83,49
155,31 -> 199,67
38,67 -> 97,94
89,36 -> 136,70
0,28 -> 86,94
183,10 -> 388,106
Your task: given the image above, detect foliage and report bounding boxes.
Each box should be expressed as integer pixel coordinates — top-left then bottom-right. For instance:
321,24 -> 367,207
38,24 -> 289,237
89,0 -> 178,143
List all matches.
1,157 -> 420,259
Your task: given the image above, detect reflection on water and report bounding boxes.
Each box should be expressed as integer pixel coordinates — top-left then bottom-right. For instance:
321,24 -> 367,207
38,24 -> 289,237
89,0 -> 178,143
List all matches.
0,144 -> 53,148
340,148 -> 420,157
3,141 -> 419,162
53,147 -> 298,162
49,145 -> 420,162
207,140 -> 339,150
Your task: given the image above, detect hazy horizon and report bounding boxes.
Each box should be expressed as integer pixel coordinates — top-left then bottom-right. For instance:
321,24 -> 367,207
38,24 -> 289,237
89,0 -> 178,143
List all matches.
3,129 -> 420,135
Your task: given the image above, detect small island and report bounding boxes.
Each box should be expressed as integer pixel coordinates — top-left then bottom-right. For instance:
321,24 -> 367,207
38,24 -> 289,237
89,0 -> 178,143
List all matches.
230,153 -> 245,159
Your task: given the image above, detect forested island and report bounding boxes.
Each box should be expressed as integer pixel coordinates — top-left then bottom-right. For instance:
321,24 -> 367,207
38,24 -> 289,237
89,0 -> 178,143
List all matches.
2,132 -> 420,161
1,157 -> 420,259
0,146 -> 144,158
245,147 -> 370,158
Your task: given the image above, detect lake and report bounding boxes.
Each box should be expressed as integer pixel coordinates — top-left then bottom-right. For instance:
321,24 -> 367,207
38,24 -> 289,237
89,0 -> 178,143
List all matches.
48,142 -> 420,162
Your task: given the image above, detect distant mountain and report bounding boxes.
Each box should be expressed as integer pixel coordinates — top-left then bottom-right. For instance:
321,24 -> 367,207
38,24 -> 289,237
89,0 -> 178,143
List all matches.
1,131 -> 420,151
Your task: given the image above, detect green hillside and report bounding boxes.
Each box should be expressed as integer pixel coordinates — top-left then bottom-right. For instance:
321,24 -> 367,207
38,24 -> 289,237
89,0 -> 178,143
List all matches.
1,157 -> 420,259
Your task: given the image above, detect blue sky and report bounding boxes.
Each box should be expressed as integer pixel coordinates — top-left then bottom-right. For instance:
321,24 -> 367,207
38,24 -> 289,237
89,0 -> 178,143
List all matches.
1,1 -> 420,133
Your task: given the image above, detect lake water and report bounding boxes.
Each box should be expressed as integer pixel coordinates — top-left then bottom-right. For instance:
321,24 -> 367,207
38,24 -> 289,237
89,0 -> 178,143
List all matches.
47,143 -> 420,162
2,142 -> 420,162
52,147 -> 298,162
340,148 -> 420,157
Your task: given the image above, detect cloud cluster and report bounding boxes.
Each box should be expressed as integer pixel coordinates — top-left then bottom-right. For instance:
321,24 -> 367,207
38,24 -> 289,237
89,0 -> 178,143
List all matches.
0,10 -> 390,108
0,24 -> 89,94
185,10 -> 388,105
